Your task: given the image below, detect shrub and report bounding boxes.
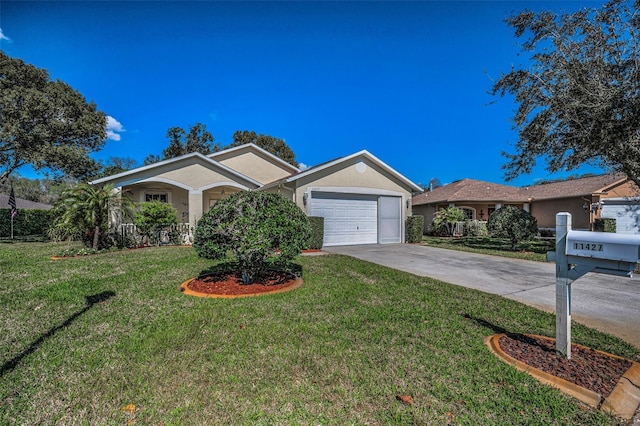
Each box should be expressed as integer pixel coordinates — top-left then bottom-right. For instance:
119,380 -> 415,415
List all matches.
465,220 -> 488,237
193,191 -> 311,284
432,207 -> 466,237
133,201 -> 179,245
487,206 -> 538,250
594,217 -> 616,233
406,215 -> 424,243
0,208 -> 53,237
307,216 -> 324,249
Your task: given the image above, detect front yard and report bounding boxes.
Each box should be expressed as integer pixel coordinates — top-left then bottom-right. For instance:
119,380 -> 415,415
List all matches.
1,243 -> 637,424
421,236 -> 555,262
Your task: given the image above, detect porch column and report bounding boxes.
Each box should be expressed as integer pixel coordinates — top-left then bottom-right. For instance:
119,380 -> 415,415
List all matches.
523,203 -> 530,213
189,190 -> 203,229
495,203 -> 503,209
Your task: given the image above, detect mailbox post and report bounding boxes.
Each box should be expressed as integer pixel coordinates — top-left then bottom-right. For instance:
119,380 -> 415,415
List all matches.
548,212 -> 639,358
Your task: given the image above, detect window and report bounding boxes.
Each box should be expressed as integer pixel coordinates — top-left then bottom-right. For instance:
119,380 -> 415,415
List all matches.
460,207 -> 475,220
145,193 -> 168,203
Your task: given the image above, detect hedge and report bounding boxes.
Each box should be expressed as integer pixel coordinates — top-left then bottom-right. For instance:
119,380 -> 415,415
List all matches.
594,217 -> 616,233
0,208 -> 54,237
406,215 -> 424,243
307,216 -> 325,249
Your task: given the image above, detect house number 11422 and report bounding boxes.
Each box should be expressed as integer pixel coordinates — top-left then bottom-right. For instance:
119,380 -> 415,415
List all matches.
573,242 -> 604,251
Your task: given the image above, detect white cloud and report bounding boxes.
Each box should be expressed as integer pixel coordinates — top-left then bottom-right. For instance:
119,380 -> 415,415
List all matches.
106,116 -> 125,141
0,28 -> 12,43
299,163 -> 309,171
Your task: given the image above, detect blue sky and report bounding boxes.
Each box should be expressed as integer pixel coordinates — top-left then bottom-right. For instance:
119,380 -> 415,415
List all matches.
0,1 -> 609,188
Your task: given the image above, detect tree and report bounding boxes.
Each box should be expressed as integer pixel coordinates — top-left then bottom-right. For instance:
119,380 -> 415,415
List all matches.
229,130 -> 298,167
133,201 -> 178,246
487,206 -> 538,250
432,206 -> 466,237
193,191 -> 311,284
0,52 -> 107,184
492,0 -> 640,187
50,183 -> 134,250
146,123 -> 220,164
94,157 -> 137,179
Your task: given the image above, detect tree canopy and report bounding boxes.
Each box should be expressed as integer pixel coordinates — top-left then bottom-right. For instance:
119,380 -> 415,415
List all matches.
0,52 -> 107,184
229,130 -> 298,168
492,0 -> 640,186
144,123 -> 220,165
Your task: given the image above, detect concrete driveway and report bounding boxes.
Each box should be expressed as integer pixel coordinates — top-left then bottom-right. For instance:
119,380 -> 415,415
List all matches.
325,244 -> 640,348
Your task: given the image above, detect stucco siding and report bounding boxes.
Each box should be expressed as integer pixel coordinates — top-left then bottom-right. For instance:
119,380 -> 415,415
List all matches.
603,180 -> 640,198
218,151 -> 294,184
293,159 -> 412,217
531,197 -> 591,229
127,185 -> 190,222
157,163 -> 233,189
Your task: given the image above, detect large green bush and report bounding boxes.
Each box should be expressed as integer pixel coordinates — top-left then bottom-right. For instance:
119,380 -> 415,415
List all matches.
134,201 -> 178,245
406,215 -> 424,243
432,207 -> 466,236
487,206 -> 538,250
0,208 -> 53,237
594,217 -> 616,233
307,216 -> 324,249
193,191 -> 311,283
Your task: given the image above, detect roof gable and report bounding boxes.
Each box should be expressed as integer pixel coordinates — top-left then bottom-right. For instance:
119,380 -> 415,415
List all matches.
208,144 -> 299,184
90,152 -> 262,190
284,150 -> 422,192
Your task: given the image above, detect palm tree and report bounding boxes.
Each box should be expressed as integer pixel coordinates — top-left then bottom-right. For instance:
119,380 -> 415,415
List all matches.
51,183 -> 135,250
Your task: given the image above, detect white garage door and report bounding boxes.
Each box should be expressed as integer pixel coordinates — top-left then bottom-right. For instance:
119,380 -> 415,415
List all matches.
600,198 -> 640,234
310,192 -> 378,246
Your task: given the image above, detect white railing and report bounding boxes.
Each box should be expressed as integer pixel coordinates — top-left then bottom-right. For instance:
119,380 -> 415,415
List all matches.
115,223 -> 193,247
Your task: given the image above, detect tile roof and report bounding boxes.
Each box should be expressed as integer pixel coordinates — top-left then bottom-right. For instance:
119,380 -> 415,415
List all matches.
412,174 -> 631,206
0,194 -> 53,210
412,178 -> 526,205
525,173 -> 628,200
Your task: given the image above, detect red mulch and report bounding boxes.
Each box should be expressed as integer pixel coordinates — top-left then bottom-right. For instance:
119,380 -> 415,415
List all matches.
187,270 -> 296,296
499,334 -> 631,398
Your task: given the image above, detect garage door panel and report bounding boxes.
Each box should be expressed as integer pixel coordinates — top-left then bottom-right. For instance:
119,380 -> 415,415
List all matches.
310,192 -> 378,246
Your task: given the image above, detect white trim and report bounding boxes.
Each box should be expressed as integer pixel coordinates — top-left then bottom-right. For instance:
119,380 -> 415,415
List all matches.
287,150 -> 422,192
90,152 -> 262,188
141,191 -> 172,204
134,177 -> 193,192
197,181 -> 251,192
306,186 -> 404,197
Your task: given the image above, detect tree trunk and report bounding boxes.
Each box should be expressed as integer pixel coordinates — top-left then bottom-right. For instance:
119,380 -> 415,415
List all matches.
93,225 -> 100,250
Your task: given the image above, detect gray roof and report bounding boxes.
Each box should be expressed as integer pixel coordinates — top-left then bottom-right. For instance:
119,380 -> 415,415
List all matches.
0,194 -> 53,210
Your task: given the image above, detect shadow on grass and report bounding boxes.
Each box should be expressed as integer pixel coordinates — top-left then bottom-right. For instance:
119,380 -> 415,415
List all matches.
464,313 -> 554,352
0,291 -> 116,378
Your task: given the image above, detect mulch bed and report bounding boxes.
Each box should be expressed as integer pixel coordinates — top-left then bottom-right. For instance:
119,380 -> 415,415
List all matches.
187,270 -> 297,296
499,334 -> 632,398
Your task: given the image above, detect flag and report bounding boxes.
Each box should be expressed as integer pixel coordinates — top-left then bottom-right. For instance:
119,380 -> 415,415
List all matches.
9,186 -> 17,218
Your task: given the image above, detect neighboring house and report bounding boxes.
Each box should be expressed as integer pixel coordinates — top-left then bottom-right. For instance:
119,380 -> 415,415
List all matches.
0,194 -> 53,210
91,143 -> 421,246
412,174 -> 640,233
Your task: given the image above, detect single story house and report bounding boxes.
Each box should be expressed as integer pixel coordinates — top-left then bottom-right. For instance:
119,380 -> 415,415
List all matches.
91,143 -> 422,246
412,174 -> 640,233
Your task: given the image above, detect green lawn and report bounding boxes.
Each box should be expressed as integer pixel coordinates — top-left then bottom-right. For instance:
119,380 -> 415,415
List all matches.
421,236 -> 556,262
1,243 -> 637,424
